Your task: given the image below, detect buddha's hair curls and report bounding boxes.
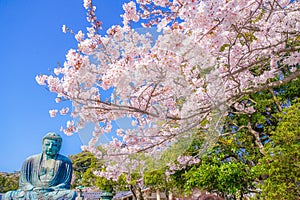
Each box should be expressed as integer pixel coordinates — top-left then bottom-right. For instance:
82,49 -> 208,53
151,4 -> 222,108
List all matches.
42,132 -> 62,146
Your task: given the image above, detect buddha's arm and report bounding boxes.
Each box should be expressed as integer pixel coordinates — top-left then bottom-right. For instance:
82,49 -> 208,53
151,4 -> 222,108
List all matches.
19,158 -> 36,191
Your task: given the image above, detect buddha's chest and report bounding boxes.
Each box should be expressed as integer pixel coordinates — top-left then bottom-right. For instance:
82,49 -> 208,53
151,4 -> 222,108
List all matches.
39,159 -> 56,182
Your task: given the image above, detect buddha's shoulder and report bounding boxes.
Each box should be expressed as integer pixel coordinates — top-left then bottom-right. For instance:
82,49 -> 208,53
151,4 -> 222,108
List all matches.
57,154 -> 72,164
25,154 -> 41,161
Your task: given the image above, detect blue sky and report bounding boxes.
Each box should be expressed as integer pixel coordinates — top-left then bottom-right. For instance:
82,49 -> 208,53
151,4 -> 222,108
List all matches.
0,0 -> 127,172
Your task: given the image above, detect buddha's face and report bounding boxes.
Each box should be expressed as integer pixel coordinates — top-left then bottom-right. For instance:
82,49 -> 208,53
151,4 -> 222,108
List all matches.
42,139 -> 61,158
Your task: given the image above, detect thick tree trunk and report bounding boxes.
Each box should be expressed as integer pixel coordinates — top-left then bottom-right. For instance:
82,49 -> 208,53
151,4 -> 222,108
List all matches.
130,184 -> 144,200
130,185 -> 137,200
136,187 -> 143,200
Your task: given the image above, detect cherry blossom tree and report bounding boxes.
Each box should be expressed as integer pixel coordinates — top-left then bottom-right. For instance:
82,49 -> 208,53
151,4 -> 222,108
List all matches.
36,0 -> 300,185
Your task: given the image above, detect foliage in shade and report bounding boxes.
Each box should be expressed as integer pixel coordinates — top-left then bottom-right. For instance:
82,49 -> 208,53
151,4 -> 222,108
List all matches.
0,172 -> 19,193
253,101 -> 300,199
166,77 -> 300,199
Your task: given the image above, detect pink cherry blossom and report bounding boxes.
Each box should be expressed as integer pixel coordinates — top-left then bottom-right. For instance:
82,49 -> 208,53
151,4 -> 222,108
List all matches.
61,120 -> 78,136
60,107 -> 69,115
122,1 -> 139,25
35,75 -> 48,85
75,30 -> 85,42
49,109 -> 58,118
62,25 -> 67,33
83,0 -> 91,9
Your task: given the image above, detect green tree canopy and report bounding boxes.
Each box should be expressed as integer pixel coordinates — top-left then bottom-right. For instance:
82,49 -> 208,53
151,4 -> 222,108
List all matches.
254,101 -> 300,199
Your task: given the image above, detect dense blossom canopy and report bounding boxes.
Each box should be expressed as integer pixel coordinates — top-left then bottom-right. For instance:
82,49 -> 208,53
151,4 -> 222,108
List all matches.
37,0 -> 300,181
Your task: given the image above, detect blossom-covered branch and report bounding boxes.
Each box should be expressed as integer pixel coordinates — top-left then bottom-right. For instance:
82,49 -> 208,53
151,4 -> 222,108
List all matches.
36,0 -> 300,181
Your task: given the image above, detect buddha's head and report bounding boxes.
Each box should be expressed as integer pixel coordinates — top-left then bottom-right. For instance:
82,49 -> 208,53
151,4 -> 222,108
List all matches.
42,132 -> 62,158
